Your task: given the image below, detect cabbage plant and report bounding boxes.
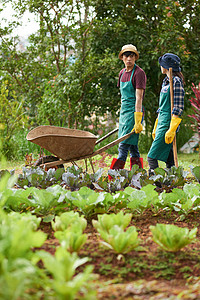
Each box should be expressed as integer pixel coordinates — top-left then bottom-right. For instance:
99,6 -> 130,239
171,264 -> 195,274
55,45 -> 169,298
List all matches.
150,224 -> 197,252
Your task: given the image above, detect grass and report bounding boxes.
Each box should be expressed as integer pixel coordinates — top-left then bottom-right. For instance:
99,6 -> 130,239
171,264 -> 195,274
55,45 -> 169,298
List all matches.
0,152 -> 199,174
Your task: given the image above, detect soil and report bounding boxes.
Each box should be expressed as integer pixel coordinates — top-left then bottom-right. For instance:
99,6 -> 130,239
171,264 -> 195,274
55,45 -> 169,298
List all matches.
38,210 -> 200,299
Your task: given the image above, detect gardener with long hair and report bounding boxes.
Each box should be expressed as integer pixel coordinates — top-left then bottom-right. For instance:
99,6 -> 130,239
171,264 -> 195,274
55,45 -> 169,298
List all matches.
109,44 -> 147,179
147,53 -> 185,174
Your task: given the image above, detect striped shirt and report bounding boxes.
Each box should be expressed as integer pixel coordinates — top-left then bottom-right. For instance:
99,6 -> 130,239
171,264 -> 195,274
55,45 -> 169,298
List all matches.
158,76 -> 185,116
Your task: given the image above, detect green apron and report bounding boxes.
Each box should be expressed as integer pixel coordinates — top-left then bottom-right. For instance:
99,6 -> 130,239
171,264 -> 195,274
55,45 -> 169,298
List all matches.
118,64 -> 139,145
148,82 -> 172,162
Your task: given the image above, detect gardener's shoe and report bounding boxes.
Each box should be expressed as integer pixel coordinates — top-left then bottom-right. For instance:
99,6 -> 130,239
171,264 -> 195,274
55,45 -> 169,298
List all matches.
108,158 -> 125,181
130,157 -> 143,170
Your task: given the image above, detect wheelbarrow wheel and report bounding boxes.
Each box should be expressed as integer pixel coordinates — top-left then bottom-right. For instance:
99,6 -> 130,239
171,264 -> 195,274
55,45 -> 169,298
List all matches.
34,155 -> 64,171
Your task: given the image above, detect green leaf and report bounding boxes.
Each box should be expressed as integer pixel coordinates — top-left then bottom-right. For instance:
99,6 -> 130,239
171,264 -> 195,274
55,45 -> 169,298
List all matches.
92,211 -> 132,232
190,166 -> 200,182
99,225 -> 139,254
150,224 -> 197,252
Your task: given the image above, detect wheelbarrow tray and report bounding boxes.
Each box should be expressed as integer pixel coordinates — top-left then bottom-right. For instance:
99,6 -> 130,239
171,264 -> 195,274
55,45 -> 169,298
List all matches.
26,125 -> 97,161
27,125 -> 135,168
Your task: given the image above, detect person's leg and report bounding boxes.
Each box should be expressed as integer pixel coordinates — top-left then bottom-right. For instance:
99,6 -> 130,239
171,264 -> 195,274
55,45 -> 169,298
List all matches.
108,143 -> 128,180
117,143 -> 130,161
147,156 -> 159,176
166,146 -> 174,169
129,145 -> 143,169
129,145 -> 140,158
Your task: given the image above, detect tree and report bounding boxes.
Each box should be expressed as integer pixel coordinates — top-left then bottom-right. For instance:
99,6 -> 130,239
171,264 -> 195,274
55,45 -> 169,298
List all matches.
0,80 -> 27,158
0,0 -> 199,151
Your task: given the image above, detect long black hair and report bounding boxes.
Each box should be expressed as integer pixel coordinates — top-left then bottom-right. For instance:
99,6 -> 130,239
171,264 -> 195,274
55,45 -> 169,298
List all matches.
173,71 -> 185,85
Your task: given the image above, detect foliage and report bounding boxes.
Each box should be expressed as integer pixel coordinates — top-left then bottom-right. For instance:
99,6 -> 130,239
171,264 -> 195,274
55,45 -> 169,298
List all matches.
54,223 -> 88,253
150,224 -> 197,252
0,0 -> 199,155
17,166 -> 65,188
0,80 -> 27,159
125,184 -> 159,213
66,186 -> 107,218
51,211 -> 87,232
0,209 -> 47,299
96,225 -> 140,254
92,211 -> 132,232
37,247 -> 94,300
0,210 -> 46,260
188,82 -> 200,139
190,165 -> 200,183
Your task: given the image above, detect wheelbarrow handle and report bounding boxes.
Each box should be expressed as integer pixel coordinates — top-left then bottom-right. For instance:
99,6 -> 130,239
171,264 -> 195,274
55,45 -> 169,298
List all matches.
92,130 -> 135,157
95,128 -> 119,145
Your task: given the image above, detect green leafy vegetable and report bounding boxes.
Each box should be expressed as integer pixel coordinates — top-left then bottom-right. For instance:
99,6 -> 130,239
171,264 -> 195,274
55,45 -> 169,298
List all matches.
55,223 -> 88,253
51,211 -> 87,232
98,225 -> 140,254
92,211 -> 132,232
190,165 -> 200,183
37,247 -> 94,299
150,224 -> 197,252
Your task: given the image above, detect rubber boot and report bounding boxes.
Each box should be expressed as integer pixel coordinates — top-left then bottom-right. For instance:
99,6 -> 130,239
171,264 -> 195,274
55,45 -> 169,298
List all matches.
130,157 -> 143,170
108,158 -> 125,181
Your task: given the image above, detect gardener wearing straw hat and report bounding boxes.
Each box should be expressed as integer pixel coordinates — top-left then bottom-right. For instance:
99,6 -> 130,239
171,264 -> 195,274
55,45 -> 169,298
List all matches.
109,44 -> 147,178
147,53 -> 185,174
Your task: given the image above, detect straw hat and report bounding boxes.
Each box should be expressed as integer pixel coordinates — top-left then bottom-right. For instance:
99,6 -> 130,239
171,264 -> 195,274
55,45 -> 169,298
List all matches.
119,44 -> 139,60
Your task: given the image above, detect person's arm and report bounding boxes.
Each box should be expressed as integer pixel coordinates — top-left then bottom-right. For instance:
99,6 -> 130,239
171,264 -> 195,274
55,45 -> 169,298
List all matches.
165,77 -> 184,144
172,77 -> 184,116
135,88 -> 144,112
132,68 -> 146,133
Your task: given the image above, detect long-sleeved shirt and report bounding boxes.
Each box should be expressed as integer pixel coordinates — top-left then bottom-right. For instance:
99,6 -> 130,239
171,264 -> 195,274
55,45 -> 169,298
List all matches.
157,75 -> 185,116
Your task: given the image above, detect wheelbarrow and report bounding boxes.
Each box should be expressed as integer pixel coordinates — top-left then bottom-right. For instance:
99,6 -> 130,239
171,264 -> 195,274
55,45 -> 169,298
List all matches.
26,125 -> 135,171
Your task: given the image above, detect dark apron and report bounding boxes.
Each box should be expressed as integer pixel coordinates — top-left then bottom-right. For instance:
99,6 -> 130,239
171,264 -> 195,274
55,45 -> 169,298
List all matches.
118,64 -> 139,145
148,83 -> 172,162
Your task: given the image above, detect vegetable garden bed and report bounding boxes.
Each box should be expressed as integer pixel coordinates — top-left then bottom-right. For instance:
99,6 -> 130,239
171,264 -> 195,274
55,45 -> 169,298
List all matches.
0,155 -> 200,299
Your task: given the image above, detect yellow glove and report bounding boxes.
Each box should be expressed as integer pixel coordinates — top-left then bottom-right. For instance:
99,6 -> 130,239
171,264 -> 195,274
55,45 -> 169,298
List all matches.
132,112 -> 143,133
152,118 -> 158,140
165,116 -> 182,144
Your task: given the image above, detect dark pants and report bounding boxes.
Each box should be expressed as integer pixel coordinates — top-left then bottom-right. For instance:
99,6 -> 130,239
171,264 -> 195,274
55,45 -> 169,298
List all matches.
147,146 -> 174,171
118,143 -> 140,162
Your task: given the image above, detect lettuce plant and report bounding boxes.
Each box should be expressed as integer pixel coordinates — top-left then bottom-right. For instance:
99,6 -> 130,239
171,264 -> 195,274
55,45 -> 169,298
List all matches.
8,211 -> 42,231
150,224 -> 197,252
92,211 -> 132,232
37,247 -> 94,300
98,225 -> 140,254
0,209 -> 47,299
54,223 -> 88,253
0,211 -> 47,260
51,211 -> 87,232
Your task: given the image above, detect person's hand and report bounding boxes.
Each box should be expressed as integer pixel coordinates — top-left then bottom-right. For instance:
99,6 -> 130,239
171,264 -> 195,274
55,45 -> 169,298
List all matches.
165,116 -> 182,144
152,118 -> 158,140
133,112 -> 143,133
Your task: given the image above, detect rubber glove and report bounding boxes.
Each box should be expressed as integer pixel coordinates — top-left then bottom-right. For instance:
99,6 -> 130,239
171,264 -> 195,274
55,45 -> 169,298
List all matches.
152,118 -> 158,140
165,116 -> 182,144
132,112 -> 143,133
